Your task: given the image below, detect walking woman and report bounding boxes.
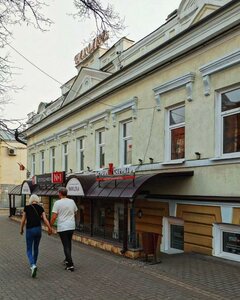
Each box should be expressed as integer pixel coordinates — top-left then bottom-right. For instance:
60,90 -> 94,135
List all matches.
20,194 -> 52,278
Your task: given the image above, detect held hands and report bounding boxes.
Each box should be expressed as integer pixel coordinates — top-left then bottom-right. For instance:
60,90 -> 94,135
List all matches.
47,227 -> 51,235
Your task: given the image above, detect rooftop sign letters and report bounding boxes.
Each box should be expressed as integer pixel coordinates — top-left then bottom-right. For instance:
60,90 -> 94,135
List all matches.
74,30 -> 109,65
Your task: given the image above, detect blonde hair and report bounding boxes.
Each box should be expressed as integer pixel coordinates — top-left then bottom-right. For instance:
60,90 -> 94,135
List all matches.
29,194 -> 41,204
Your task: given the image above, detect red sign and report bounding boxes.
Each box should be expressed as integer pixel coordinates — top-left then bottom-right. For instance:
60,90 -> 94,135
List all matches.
108,163 -> 114,175
96,175 -> 135,182
51,172 -> 65,184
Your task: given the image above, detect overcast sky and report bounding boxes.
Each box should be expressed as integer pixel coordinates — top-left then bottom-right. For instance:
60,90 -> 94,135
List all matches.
2,0 -> 181,123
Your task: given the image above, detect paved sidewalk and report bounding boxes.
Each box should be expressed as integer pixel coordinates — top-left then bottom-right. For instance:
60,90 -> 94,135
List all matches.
0,216 -> 239,300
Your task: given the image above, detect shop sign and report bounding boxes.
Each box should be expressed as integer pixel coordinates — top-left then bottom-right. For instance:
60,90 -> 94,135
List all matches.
36,174 -> 52,186
51,172 -> 65,184
95,164 -> 136,177
74,30 -> 109,65
22,182 -> 31,195
66,178 -> 84,196
96,175 -> 135,182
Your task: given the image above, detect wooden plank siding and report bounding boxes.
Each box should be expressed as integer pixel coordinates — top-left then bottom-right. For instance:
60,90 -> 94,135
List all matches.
135,200 -> 169,245
177,204 -> 222,255
232,208 -> 240,225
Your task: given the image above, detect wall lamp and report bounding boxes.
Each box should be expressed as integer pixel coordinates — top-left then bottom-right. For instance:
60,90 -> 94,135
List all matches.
137,209 -> 143,219
138,159 -> 143,165
87,166 -> 91,171
149,157 -> 154,164
195,152 -> 201,160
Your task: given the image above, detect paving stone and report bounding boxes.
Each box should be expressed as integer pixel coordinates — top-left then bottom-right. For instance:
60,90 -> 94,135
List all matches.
0,216 -> 239,300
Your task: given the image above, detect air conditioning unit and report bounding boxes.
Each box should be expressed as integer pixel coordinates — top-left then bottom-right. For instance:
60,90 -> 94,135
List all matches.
8,148 -> 17,156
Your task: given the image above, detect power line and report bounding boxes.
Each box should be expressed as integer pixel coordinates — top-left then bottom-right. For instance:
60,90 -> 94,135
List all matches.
0,36 -> 62,85
2,36 -> 159,112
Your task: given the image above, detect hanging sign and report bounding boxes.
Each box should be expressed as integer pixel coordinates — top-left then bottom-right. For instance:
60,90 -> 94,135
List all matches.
66,178 -> 84,196
51,172 -> 65,184
21,182 -> 31,195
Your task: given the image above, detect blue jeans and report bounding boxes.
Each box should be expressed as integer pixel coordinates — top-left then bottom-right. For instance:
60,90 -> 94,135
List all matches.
26,226 -> 42,266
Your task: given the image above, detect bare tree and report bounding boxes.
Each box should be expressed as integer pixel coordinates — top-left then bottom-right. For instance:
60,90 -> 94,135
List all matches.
0,0 -> 52,96
73,0 -> 124,35
0,0 -> 124,141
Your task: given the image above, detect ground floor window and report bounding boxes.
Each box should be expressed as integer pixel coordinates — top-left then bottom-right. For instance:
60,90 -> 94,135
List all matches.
162,217 -> 184,254
213,223 -> 240,262
170,224 -> 184,250
223,232 -> 240,255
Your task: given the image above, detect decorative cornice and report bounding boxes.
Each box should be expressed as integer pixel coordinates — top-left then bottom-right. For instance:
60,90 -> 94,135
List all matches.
25,2 -> 240,137
199,50 -> 240,96
153,72 -> 196,110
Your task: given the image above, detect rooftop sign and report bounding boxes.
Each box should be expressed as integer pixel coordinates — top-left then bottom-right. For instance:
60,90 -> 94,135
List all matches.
74,30 -> 109,65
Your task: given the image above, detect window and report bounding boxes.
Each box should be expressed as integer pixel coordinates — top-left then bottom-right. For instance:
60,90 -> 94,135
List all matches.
121,121 -> 132,165
162,217 -> 184,254
40,151 -> 45,174
31,154 -> 36,176
77,138 -> 84,171
96,130 -> 105,168
213,223 -> 240,262
50,147 -> 56,172
167,106 -> 185,160
220,88 -> 240,155
62,143 -> 68,172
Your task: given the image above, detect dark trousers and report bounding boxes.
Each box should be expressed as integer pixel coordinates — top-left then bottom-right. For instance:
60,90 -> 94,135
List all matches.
59,230 -> 74,267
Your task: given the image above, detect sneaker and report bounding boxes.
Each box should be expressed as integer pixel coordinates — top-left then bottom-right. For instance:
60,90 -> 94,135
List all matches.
31,265 -> 37,278
65,266 -> 74,272
63,260 -> 68,266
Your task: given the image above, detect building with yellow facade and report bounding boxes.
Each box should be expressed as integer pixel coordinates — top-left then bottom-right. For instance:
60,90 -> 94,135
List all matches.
19,0 -> 240,261
0,129 -> 27,208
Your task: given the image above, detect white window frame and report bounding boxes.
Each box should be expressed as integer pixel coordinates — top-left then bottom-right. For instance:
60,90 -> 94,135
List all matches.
120,120 -> 132,166
40,151 -> 45,174
62,143 -> 68,172
165,104 -> 185,162
50,147 -> 56,173
96,129 -> 105,169
77,137 -> 84,171
215,86 -> 240,159
161,217 -> 184,254
213,223 -> 240,262
31,154 -> 36,176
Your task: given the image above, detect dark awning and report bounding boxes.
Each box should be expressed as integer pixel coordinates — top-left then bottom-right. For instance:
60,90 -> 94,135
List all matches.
8,185 -> 22,195
66,174 -> 96,196
32,184 -> 61,196
86,170 -> 194,199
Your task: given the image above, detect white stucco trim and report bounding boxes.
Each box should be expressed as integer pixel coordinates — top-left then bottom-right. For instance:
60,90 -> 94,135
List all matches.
153,73 -> 195,110
199,50 -> 240,95
213,223 -> 240,262
161,217 -> 184,254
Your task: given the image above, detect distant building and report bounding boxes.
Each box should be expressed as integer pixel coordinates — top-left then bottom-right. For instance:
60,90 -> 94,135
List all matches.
20,0 -> 240,261
0,128 -> 27,207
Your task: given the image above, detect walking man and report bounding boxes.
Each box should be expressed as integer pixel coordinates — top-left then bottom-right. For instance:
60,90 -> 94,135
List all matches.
50,187 -> 78,271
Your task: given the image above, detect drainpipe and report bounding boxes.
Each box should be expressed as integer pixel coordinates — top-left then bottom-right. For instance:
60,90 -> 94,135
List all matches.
90,198 -> 94,237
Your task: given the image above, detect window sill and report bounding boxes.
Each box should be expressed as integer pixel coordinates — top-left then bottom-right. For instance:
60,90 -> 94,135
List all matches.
162,159 -> 185,166
210,155 -> 240,161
